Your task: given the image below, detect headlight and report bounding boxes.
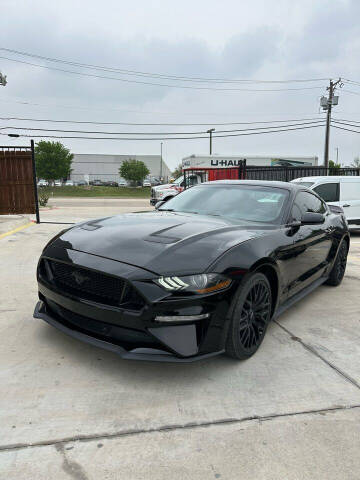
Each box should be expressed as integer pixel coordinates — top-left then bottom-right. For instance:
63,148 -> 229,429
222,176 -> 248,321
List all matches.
154,273 -> 231,294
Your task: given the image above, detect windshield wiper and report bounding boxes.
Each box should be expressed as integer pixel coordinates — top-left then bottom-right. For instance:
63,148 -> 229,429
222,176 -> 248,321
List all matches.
159,208 -> 175,212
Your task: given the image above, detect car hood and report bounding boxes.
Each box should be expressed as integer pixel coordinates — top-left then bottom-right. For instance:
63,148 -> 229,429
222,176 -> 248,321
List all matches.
152,183 -> 173,190
50,211 -> 272,276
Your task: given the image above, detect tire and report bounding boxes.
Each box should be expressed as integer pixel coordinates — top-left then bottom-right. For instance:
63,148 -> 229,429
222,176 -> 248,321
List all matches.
325,239 -> 348,286
225,272 -> 272,360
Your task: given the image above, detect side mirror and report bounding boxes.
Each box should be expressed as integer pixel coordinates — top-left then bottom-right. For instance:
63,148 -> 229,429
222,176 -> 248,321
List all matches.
301,212 -> 325,225
155,200 -> 166,210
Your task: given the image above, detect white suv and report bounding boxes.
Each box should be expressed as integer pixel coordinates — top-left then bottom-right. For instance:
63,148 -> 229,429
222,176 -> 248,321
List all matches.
291,176 -> 360,227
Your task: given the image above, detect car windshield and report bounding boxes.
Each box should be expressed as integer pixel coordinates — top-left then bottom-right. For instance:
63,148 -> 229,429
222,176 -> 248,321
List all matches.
158,184 -> 289,223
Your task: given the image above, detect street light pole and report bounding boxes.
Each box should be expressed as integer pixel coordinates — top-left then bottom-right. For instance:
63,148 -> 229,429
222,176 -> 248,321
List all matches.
207,128 -> 215,155
335,147 -> 339,164
160,142 -> 163,182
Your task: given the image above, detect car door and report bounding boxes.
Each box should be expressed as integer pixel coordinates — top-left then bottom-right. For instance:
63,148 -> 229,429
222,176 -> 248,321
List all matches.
284,191 -> 333,298
339,181 -> 360,224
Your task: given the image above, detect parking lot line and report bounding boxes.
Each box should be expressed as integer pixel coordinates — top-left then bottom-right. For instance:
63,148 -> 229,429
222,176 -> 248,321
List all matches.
0,222 -> 34,240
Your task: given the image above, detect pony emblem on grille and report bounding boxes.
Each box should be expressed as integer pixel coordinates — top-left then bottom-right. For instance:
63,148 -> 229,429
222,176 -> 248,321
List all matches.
71,271 -> 90,286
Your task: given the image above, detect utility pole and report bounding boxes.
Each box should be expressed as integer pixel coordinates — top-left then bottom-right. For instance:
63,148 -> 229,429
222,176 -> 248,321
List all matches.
321,78 -> 342,168
335,147 -> 339,164
0,71 -> 7,86
207,128 -> 215,155
160,142 -> 163,182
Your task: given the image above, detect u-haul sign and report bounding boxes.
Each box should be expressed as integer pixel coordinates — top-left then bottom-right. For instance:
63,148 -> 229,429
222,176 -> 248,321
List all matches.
182,156 -> 246,169
182,155 -> 318,169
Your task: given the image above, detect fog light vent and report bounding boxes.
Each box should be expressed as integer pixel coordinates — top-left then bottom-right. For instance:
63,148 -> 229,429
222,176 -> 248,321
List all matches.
155,313 -> 210,323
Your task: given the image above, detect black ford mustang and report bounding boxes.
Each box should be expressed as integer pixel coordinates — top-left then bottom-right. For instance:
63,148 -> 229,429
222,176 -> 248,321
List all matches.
34,180 -> 349,362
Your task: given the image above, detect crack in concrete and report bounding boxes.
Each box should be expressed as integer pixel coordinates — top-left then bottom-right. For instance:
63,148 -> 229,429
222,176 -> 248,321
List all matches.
1,404 -> 360,454
274,320 -> 360,390
344,275 -> 360,282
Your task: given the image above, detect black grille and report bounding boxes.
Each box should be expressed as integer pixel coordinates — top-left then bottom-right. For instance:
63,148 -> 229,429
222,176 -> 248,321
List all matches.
40,259 -> 145,310
45,298 -> 155,346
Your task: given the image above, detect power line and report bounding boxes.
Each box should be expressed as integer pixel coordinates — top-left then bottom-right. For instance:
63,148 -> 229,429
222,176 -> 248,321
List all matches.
332,119 -> 360,128
342,89 -> 360,96
0,97 -> 327,117
0,56 -> 326,92
0,47 -> 330,84
0,115 -> 325,127
333,117 -> 360,123
0,123 -> 325,141
342,78 -> 360,86
332,124 -> 360,134
0,120 -> 325,136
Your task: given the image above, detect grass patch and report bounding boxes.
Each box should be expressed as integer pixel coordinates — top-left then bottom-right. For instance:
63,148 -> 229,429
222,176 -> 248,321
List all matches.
40,186 -> 151,198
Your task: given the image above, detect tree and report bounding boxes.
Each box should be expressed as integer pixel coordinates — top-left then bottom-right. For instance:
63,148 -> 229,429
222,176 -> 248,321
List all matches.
119,159 -> 150,185
351,156 -> 360,168
328,159 -> 341,176
35,141 -> 73,184
171,163 -> 183,179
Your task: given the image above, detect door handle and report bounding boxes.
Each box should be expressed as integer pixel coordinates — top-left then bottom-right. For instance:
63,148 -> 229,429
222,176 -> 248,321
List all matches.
342,204 -> 351,208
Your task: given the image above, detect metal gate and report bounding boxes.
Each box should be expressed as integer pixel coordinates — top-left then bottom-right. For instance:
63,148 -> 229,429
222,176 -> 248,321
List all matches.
245,165 -> 360,182
184,164 -> 360,188
0,143 -> 39,219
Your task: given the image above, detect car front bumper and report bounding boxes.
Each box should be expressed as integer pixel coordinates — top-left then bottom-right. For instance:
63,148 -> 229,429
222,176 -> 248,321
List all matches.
34,252 -> 232,362
34,300 -> 223,362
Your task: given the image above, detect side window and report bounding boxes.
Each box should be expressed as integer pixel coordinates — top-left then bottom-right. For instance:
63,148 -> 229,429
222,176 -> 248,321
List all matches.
290,191 -> 326,221
340,182 -> 360,201
313,183 -> 339,202
290,202 -> 302,222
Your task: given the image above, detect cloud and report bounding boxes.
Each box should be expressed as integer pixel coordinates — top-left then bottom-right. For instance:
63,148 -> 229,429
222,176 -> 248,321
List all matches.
221,27 -> 281,76
0,0 -> 359,166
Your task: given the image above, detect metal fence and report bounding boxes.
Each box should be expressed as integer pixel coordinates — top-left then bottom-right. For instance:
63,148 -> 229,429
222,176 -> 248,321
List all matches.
245,166 -> 360,182
183,164 -> 360,188
0,143 -> 39,219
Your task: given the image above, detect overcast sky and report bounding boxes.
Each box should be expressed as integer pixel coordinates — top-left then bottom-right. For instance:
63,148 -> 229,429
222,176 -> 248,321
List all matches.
1,0 -> 360,169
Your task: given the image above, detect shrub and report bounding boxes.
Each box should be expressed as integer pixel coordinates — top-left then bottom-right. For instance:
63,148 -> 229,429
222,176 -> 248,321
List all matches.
38,192 -> 49,207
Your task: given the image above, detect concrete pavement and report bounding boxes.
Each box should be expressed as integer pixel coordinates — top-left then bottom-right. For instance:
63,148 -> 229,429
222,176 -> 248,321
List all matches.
1,199 -> 360,479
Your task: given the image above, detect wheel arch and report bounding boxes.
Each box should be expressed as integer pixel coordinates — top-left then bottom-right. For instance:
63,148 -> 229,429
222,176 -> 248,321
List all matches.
342,233 -> 350,252
249,259 -> 280,317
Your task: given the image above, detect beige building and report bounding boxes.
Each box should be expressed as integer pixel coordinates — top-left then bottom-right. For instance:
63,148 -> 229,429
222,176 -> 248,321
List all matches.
70,154 -> 171,183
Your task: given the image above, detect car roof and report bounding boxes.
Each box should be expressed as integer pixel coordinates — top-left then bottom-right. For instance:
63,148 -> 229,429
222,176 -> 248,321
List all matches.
201,179 -> 302,191
292,176 -> 360,183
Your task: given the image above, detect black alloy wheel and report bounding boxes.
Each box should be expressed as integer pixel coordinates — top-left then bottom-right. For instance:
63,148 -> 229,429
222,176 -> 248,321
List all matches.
226,272 -> 272,360
325,240 -> 348,286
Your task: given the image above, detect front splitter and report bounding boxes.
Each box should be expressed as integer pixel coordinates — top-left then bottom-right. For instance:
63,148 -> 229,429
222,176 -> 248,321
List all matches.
33,301 -> 224,363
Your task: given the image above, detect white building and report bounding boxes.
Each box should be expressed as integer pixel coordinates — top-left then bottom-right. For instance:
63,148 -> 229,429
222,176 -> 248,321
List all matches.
70,154 -> 171,183
182,154 -> 319,169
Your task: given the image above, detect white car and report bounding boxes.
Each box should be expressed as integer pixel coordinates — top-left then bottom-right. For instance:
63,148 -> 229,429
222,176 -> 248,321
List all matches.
54,180 -> 62,187
118,180 -> 127,187
150,174 -> 201,206
37,179 -> 48,187
143,180 -> 151,187
291,176 -> 360,227
65,180 -> 75,186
